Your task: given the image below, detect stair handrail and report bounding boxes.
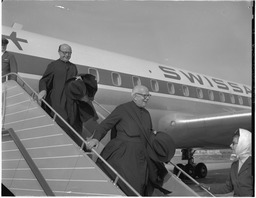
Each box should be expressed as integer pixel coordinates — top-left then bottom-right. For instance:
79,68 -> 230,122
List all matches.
93,100 -> 111,115
2,83 -> 7,124
168,161 -> 215,196
2,73 -> 140,196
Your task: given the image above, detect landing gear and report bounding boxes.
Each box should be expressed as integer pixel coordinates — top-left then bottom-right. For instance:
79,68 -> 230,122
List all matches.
173,148 -> 208,179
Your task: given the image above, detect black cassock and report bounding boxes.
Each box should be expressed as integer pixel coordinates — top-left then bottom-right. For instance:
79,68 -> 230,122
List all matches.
39,59 -> 77,120
94,101 -> 164,196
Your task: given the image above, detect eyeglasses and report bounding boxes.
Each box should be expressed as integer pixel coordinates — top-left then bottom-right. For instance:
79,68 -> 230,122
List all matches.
231,142 -> 238,146
60,50 -> 72,55
136,93 -> 151,99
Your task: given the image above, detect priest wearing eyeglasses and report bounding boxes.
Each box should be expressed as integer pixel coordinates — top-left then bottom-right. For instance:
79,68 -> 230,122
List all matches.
38,44 -> 77,124
86,85 -> 175,196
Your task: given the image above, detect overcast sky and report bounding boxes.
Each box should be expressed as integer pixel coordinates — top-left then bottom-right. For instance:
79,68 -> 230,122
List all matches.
2,1 -> 253,86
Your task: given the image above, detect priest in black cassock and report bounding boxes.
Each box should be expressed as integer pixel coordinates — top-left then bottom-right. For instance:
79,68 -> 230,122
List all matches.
86,85 -> 175,196
38,44 -> 77,123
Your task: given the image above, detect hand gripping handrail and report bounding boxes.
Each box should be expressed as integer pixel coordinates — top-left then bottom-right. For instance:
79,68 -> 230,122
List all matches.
2,73 -> 140,197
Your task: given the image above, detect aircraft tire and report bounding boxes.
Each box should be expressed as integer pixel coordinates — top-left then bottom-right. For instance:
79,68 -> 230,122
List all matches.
195,162 -> 207,178
185,164 -> 195,178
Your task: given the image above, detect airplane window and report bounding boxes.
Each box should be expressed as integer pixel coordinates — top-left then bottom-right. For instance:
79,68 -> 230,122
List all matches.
132,76 -> 141,87
238,96 -> 243,105
230,94 -> 235,104
182,85 -> 189,97
88,68 -> 99,82
196,88 -> 203,99
167,83 -> 175,94
151,80 -> 159,92
208,90 -> 214,101
112,72 -> 122,86
219,92 -> 225,102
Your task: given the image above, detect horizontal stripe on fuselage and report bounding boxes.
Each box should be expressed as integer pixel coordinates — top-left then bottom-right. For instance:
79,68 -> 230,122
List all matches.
14,52 -> 251,108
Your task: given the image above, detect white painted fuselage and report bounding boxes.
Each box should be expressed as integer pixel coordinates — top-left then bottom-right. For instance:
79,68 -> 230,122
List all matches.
2,26 -> 251,149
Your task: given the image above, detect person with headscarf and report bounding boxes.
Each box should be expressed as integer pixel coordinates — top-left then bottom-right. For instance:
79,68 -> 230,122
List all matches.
201,128 -> 253,196
64,73 -> 99,147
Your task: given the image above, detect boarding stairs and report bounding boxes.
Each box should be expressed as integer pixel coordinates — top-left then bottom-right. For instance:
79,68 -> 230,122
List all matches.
2,73 -> 213,196
2,74 -> 136,196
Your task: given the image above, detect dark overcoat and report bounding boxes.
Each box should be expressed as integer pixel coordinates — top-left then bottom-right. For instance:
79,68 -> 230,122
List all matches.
39,59 -> 77,119
210,156 -> 253,196
65,78 -> 98,133
2,51 -> 18,81
94,101 -> 162,196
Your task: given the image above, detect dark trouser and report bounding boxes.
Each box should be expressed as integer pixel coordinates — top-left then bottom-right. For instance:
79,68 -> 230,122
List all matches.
96,135 -> 148,196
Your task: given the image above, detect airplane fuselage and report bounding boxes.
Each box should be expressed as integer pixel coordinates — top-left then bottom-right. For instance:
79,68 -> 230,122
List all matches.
2,26 -> 251,149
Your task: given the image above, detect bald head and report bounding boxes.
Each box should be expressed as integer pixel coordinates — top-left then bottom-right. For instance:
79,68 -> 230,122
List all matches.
58,44 -> 71,51
132,85 -> 151,108
58,44 -> 72,62
132,85 -> 149,97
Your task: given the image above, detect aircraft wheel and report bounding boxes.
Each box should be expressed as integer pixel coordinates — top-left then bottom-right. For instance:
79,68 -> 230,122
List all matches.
195,162 -> 207,178
185,164 -> 195,178
173,163 -> 186,179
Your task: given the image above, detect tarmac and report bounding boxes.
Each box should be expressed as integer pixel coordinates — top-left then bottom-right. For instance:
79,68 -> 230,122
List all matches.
166,149 -> 234,197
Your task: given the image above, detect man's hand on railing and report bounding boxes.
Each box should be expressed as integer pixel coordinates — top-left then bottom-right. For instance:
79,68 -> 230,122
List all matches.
86,138 -> 99,150
80,95 -> 90,102
37,90 -> 47,105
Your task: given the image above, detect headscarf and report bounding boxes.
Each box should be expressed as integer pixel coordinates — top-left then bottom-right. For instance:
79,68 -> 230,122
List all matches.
230,128 -> 251,161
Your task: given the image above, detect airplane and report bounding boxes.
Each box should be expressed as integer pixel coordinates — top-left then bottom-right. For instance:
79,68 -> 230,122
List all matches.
2,24 -> 252,179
